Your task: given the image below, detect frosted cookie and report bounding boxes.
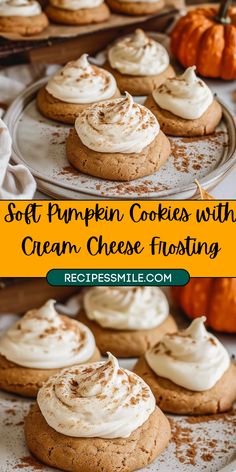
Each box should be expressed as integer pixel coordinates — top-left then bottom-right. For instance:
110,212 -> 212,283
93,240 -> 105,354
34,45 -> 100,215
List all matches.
25,353 -> 171,472
0,299 -> 100,397
76,286 -> 177,357
105,29 -> 175,96
46,0 -> 110,25
144,66 -> 222,136
66,92 -> 171,181
0,0 -> 48,36
134,317 -> 236,414
37,54 -> 120,124
106,0 -> 164,16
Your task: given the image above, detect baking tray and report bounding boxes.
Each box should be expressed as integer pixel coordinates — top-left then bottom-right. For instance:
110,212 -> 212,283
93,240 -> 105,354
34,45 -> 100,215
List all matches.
4,76 -> 236,200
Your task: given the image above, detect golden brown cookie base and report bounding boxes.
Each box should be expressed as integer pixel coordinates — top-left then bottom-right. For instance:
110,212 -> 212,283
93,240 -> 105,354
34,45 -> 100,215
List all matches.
66,128 -> 171,181
0,348 -> 100,398
76,311 -> 177,357
37,86 -> 121,124
144,97 -> 222,137
0,13 -> 48,36
25,404 -> 171,472
106,0 -> 164,15
134,357 -> 236,415
104,62 -> 175,96
46,3 -> 110,25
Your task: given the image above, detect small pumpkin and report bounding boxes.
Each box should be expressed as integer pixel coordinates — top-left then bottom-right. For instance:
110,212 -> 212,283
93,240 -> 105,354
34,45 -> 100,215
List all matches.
171,0 -> 236,80
172,278 -> 236,333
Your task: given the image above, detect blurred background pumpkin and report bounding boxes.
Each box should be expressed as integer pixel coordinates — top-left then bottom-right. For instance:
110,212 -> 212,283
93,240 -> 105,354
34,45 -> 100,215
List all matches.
172,278 -> 236,333
171,0 -> 236,80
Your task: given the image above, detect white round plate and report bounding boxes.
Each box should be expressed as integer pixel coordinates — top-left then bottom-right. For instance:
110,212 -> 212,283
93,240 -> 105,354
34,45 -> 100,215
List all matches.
4,78 -> 236,200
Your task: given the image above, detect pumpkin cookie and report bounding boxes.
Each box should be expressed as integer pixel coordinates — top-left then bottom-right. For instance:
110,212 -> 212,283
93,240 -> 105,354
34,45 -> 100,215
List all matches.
25,354 -> 171,472
144,66 -> 222,136
106,0 -> 164,16
37,54 -> 120,124
46,0 -> 110,25
76,286 -> 177,357
0,0 -> 49,36
134,317 -> 236,414
105,29 -> 175,96
0,300 -> 100,397
66,93 -> 171,181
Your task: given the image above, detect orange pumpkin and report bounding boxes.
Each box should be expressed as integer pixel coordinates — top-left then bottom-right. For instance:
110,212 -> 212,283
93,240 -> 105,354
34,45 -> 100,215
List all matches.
172,278 -> 236,333
171,0 -> 236,80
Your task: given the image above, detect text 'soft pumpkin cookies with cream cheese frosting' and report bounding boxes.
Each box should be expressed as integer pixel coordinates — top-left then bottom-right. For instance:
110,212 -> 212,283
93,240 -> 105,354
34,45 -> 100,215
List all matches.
134,316 -> 236,414
25,353 -> 171,472
0,0 -> 49,36
105,29 -> 175,96
144,66 -> 222,136
0,299 -> 100,397
66,92 -> 171,181
76,286 -> 177,357
37,54 -> 120,124
46,0 -> 110,25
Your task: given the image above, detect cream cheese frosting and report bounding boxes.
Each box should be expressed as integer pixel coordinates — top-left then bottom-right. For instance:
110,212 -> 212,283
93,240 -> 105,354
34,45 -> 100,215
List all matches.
49,0 -> 103,10
46,54 -> 117,104
0,299 -> 96,369
75,92 -> 160,153
83,286 -> 169,330
37,352 -> 155,438
146,317 -> 230,391
0,0 -> 42,16
152,66 -> 213,120
108,29 -> 169,76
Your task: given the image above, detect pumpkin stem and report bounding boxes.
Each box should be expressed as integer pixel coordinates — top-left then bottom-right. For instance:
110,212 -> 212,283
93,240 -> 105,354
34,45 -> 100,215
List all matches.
215,0 -> 232,24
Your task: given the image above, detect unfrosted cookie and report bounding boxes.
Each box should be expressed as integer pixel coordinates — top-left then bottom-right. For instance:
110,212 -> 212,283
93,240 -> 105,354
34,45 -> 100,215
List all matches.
106,0 -> 164,15
0,12 -> 48,35
133,357 -> 236,415
104,62 -> 175,96
25,404 -> 171,472
66,127 -> 170,180
0,348 -> 100,397
144,96 -> 222,137
46,3 -> 110,25
37,86 -> 120,124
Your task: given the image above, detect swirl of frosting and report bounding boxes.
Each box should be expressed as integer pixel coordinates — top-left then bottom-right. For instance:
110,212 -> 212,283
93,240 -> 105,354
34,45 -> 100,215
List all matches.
0,299 -> 96,369
146,317 -> 230,391
46,54 -> 117,104
83,286 -> 169,330
37,352 -> 155,438
108,29 -> 169,76
75,92 -> 159,153
152,66 -> 213,120
49,0 -> 103,10
0,0 -> 42,16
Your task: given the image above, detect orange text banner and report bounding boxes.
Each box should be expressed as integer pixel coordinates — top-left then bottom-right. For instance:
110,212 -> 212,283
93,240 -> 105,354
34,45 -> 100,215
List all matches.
0,200 -> 235,277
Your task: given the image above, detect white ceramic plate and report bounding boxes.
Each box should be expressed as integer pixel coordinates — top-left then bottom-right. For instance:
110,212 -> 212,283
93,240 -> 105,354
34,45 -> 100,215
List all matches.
4,78 -> 236,200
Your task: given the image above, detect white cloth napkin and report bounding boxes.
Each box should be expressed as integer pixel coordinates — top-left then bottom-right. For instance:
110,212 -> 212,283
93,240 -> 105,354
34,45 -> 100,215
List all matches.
0,118 -> 36,199
0,64 -> 59,199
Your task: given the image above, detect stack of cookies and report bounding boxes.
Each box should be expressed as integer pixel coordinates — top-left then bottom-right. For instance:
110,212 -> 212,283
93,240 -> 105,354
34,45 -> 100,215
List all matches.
0,289 -> 235,472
